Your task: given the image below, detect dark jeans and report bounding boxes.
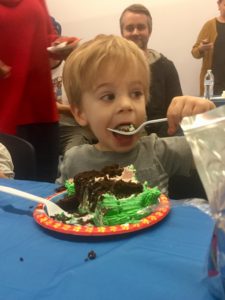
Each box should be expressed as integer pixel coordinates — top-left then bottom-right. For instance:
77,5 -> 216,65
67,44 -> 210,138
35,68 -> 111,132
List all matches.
17,122 -> 59,183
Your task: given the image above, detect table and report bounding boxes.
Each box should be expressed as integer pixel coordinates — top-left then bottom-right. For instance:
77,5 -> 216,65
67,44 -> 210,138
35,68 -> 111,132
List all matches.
0,179 -> 224,300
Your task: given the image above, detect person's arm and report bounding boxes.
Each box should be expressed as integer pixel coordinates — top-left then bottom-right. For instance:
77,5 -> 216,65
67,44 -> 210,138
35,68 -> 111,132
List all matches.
166,96 -> 216,135
191,21 -> 213,59
41,1 -> 79,60
49,37 -> 80,60
56,102 -> 74,117
0,143 -> 14,179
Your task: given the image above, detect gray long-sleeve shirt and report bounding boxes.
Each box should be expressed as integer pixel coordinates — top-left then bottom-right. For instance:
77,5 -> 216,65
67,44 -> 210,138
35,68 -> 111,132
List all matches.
57,134 -> 193,195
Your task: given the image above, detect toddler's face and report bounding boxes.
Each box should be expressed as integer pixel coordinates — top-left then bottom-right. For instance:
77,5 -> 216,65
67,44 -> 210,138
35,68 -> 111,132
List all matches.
73,63 -> 147,152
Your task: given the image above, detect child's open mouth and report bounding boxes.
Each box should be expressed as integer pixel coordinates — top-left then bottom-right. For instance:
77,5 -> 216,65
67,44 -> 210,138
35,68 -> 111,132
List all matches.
114,123 -> 136,133
110,123 -> 137,146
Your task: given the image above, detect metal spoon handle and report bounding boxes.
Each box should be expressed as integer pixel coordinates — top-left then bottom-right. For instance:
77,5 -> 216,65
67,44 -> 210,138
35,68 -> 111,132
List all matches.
142,118 -> 168,126
107,118 -> 167,135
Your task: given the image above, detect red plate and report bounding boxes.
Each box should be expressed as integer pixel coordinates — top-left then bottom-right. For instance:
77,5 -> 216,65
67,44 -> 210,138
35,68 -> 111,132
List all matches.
33,192 -> 170,236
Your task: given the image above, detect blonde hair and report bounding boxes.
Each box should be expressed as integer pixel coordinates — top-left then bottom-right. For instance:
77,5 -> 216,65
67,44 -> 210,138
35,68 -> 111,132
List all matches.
63,34 -> 150,107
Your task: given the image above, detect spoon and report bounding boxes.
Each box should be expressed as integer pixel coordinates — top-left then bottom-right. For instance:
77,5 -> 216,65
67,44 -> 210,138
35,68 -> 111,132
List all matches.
0,185 -> 71,217
107,118 -> 167,135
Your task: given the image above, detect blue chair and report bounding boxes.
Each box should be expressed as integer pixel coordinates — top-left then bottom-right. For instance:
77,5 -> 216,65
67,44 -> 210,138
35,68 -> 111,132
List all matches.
0,133 -> 36,180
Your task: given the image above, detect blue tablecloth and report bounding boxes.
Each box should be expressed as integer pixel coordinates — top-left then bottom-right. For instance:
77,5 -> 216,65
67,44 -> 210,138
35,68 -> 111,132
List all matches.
0,179 -> 224,300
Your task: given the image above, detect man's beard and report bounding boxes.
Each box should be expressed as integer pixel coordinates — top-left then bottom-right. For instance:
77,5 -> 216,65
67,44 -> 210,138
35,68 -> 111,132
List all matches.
129,37 -> 147,50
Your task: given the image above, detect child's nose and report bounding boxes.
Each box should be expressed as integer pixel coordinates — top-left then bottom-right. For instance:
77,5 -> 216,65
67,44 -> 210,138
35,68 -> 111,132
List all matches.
118,96 -> 133,112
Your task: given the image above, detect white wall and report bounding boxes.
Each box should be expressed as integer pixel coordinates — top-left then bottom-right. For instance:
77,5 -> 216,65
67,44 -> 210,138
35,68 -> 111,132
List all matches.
46,0 -> 217,95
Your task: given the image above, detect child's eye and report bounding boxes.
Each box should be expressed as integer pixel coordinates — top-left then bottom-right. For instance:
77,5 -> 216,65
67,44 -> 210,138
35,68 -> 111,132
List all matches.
131,90 -> 144,99
100,93 -> 115,101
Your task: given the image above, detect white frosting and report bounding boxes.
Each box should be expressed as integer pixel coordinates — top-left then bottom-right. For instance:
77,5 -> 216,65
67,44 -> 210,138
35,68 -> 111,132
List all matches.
93,165 -> 137,183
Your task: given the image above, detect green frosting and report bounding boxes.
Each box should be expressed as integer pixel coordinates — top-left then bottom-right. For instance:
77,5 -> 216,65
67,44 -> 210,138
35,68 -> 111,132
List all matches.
65,180 -> 75,196
61,170 -> 161,227
93,184 -> 161,226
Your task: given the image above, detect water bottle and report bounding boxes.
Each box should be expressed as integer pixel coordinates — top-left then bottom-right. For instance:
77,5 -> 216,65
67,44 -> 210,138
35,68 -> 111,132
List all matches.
204,69 -> 214,99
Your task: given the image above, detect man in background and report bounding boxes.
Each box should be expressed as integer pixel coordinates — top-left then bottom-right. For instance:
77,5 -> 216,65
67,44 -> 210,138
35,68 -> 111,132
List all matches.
120,4 -> 183,136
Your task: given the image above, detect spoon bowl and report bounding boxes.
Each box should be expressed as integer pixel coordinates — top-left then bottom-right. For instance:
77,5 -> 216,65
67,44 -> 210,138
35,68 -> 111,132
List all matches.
107,118 -> 167,136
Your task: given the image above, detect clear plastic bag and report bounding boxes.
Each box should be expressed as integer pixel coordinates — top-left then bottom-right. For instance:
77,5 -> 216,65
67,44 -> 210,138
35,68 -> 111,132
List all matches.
181,105 -> 225,288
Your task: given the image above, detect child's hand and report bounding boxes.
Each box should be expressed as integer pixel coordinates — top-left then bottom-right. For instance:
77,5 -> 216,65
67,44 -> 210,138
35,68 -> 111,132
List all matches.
167,96 -> 216,135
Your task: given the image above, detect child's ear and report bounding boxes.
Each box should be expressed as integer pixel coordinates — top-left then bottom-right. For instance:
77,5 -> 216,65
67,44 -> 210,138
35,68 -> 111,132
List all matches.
71,105 -> 88,126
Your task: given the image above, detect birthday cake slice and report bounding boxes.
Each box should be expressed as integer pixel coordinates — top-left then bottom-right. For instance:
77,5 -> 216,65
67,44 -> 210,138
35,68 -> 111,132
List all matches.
55,164 -> 161,226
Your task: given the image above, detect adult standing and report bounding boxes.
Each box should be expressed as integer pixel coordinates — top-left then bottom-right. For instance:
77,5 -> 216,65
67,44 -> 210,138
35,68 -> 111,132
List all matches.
119,4 -> 183,137
0,0 -> 61,182
191,0 -> 225,96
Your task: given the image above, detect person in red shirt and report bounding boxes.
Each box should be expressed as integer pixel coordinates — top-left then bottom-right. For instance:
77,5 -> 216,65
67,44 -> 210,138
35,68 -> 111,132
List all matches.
0,0 -> 77,182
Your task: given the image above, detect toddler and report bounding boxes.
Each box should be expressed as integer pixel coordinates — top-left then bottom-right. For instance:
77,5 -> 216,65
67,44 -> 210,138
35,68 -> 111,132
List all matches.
57,34 -> 215,194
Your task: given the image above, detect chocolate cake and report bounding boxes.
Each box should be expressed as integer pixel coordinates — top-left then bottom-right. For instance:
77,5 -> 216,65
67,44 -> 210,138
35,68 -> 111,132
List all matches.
56,165 -> 161,226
